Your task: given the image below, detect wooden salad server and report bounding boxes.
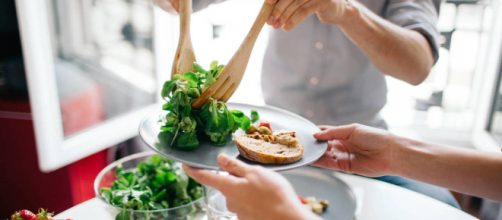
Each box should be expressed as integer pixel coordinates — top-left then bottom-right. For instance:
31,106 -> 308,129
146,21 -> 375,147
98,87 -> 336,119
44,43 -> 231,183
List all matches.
171,0 -> 196,78
192,1 -> 276,108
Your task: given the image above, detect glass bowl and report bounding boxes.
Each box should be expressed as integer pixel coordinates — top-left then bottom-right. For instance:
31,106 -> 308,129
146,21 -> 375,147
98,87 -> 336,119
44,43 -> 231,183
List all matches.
204,186 -> 237,220
94,151 -> 205,220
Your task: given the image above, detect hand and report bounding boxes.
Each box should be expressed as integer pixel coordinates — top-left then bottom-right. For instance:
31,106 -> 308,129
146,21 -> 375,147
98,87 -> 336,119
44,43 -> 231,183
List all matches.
183,154 -> 319,220
266,0 -> 353,31
312,123 -> 404,177
154,0 -> 180,13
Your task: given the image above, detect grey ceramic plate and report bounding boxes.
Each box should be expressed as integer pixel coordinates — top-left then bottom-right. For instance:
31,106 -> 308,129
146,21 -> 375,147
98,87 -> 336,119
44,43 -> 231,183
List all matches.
139,103 -> 327,171
283,166 -> 357,220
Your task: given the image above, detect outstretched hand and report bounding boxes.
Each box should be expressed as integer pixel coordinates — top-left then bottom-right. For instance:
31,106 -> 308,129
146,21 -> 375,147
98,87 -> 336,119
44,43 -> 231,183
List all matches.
312,124 -> 402,177
183,154 -> 320,220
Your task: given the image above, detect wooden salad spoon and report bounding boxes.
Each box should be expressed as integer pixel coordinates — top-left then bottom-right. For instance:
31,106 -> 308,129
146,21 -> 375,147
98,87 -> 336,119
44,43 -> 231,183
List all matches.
171,0 -> 196,77
191,1 -> 276,108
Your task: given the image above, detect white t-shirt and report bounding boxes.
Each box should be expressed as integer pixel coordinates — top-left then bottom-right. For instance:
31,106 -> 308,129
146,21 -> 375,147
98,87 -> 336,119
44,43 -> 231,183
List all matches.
261,0 -> 440,128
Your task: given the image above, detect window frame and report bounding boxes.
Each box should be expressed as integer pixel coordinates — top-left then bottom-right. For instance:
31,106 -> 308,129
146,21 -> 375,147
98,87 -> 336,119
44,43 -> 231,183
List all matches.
472,0 -> 502,152
15,0 -> 177,172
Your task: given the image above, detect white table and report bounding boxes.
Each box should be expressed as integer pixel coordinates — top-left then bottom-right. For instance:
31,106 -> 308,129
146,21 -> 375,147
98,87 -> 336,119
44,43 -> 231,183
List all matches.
55,173 -> 477,220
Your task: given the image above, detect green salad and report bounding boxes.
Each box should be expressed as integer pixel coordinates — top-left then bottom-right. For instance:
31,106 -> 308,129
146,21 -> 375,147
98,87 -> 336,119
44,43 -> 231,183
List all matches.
159,61 -> 259,150
100,155 -> 203,220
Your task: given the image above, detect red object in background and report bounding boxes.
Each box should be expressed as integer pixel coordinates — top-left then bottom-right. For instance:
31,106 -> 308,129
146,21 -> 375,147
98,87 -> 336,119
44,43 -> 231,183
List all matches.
60,83 -> 106,204
0,99 -> 72,216
0,83 -> 108,216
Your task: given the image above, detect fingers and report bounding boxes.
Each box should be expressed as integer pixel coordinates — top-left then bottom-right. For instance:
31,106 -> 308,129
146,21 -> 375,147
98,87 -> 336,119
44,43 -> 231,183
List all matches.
269,0 -> 294,28
311,150 -> 351,173
278,0 -> 308,29
217,154 -> 250,177
184,154 -> 252,191
171,0 -> 179,12
311,150 -> 340,169
183,165 -> 239,190
314,124 -> 357,141
282,0 -> 320,31
318,125 -> 335,131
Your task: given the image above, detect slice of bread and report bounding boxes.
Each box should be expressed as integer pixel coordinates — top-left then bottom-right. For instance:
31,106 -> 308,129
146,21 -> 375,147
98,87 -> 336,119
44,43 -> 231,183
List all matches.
234,135 -> 304,164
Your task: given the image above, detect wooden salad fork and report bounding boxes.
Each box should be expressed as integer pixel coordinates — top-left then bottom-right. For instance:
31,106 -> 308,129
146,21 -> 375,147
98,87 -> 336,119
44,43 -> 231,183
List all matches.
171,0 -> 196,78
191,1 -> 276,108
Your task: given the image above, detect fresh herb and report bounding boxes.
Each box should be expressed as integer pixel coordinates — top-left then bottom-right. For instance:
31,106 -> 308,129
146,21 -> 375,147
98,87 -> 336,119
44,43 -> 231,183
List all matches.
159,61 -> 258,150
250,109 -> 260,123
100,155 -> 203,220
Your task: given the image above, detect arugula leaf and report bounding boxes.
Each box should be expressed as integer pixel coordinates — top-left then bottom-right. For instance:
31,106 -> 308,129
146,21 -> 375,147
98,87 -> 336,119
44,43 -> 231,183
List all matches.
174,132 -> 199,150
197,99 -> 235,145
231,110 -> 251,131
160,80 -> 176,99
250,109 -> 260,123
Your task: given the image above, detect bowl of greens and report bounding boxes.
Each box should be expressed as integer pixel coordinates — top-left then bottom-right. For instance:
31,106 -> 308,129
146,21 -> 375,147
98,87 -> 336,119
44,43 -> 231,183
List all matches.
94,151 -> 205,220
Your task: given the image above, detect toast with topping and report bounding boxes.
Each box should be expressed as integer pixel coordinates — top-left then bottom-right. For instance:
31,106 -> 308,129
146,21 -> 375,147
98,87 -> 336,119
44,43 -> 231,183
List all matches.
234,122 -> 303,164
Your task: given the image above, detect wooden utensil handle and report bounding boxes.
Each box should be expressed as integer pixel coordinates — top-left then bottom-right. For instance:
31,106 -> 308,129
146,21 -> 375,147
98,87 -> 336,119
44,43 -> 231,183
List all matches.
243,2 -> 275,47
179,0 -> 191,35
172,0 -> 195,77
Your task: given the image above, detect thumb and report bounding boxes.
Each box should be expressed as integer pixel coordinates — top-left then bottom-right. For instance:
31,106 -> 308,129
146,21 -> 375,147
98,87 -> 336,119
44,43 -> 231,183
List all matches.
314,124 -> 357,141
217,154 -> 250,177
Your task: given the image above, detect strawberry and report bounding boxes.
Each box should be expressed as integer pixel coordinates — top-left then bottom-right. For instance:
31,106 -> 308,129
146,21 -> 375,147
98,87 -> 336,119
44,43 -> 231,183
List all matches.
11,210 -> 37,220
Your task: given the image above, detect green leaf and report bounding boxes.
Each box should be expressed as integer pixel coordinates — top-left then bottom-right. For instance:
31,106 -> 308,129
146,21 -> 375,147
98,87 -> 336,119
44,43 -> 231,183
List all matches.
160,80 -> 175,98
175,132 -> 199,150
209,60 -> 218,70
158,131 -> 175,147
250,109 -> 260,123
181,72 -> 198,88
192,63 -> 207,74
189,186 -> 203,200
115,210 -> 131,220
231,110 -> 251,131
101,188 -> 113,201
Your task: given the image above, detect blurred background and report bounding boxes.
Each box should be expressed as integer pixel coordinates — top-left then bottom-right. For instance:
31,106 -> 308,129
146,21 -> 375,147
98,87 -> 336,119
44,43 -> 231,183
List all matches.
1,0 -> 502,218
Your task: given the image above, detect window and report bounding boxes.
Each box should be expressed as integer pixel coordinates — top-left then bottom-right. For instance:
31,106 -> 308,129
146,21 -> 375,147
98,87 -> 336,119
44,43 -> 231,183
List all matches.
51,0 -> 157,137
16,0 -> 161,171
487,55 -> 502,147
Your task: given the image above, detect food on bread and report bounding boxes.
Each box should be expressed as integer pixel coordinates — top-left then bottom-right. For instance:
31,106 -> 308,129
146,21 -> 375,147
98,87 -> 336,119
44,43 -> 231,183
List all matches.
299,196 -> 329,214
234,122 -> 304,164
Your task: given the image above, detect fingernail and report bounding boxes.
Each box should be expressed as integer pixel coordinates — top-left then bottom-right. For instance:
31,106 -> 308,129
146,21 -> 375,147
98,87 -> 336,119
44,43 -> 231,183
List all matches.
273,20 -> 281,29
267,16 -> 275,25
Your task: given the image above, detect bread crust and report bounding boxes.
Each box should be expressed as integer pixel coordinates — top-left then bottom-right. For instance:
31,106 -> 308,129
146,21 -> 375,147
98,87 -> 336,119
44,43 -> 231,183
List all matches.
234,135 -> 303,164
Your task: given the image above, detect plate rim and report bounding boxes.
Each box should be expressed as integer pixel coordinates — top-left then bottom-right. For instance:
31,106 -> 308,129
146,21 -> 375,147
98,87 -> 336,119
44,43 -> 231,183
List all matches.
138,102 -> 328,172
283,166 -> 357,219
